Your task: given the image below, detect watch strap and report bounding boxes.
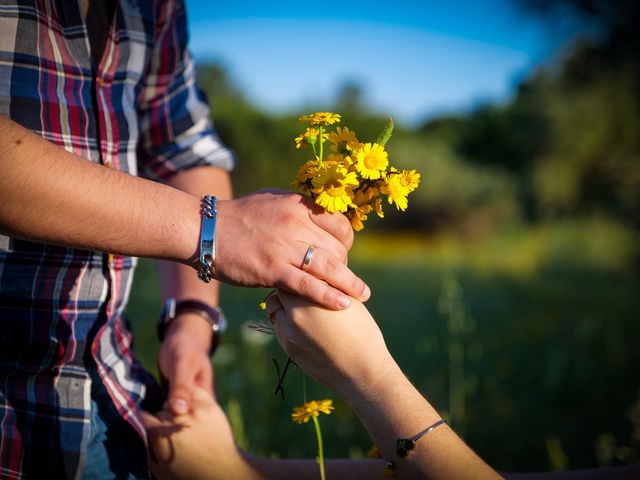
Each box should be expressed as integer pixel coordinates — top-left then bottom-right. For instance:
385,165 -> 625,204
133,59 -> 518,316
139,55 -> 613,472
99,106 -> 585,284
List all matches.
157,299 -> 227,356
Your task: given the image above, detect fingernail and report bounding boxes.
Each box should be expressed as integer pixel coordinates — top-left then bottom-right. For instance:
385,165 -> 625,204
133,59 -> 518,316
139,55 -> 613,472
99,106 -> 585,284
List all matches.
337,295 -> 351,309
171,399 -> 188,414
361,285 -> 371,301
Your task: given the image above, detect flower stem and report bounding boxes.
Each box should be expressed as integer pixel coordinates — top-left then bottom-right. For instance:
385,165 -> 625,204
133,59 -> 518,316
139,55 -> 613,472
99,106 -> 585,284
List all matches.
318,126 -> 324,165
312,415 -> 326,480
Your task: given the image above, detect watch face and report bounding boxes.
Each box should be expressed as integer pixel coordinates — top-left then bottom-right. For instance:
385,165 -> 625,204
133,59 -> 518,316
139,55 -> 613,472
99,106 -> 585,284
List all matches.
157,298 -> 177,342
213,308 -> 228,335
163,298 -> 177,323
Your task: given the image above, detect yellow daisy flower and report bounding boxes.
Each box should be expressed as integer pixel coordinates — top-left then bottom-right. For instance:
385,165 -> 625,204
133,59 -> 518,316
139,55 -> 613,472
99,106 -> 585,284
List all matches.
292,159 -> 319,191
348,189 -> 375,231
329,127 -> 360,154
299,112 -> 342,126
398,169 -> 421,193
351,187 -> 376,207
355,143 -> 389,180
294,128 -> 323,149
291,399 -> 335,424
374,197 -> 385,218
312,163 -> 359,213
348,208 -> 367,231
325,153 -> 354,170
383,172 -> 409,211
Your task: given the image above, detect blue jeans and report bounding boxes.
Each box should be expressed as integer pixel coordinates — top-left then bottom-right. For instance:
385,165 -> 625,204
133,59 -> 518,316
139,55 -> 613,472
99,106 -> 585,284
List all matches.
82,370 -> 148,479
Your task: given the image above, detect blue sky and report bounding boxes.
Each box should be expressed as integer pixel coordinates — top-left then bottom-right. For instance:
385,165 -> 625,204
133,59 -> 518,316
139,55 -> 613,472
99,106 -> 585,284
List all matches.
185,0 -> 567,126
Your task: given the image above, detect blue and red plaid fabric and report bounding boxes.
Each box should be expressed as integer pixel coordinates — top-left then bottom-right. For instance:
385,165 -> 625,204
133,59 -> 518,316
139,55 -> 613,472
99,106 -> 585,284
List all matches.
0,0 -> 233,477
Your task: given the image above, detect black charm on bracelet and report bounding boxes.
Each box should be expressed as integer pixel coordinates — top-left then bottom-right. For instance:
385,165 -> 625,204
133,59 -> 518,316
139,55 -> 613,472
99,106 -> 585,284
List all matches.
396,419 -> 447,457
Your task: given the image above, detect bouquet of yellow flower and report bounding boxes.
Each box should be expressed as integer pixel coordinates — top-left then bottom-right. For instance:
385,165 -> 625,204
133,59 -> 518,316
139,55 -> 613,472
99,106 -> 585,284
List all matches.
292,112 -> 420,231
284,112 -> 421,480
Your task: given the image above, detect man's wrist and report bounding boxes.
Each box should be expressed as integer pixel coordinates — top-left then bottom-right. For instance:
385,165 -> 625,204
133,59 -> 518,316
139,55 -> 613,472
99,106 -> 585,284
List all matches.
158,298 -> 227,355
196,195 -> 218,283
173,193 -> 202,268
163,312 -> 214,351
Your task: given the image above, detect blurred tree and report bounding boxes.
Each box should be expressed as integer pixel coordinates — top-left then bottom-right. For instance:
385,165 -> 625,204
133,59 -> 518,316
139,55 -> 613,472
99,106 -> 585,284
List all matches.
452,80 -> 548,220
196,63 -> 300,194
517,0 -> 640,225
421,0 -> 640,226
518,0 -> 640,74
333,80 -> 367,116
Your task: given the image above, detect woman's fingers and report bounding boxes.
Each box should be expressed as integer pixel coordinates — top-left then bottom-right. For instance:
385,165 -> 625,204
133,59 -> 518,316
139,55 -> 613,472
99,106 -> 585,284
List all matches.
266,293 -> 285,323
276,264 -> 352,310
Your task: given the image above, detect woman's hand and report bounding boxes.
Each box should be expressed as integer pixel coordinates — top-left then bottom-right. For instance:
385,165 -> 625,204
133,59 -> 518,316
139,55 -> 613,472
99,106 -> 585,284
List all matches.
142,387 -> 253,480
267,290 -> 397,398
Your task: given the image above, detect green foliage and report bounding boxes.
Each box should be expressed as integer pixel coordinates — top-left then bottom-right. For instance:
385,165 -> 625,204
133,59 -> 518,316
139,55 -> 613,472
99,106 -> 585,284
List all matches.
387,134 -> 521,232
454,82 -> 548,174
419,0 -> 640,227
531,59 -> 640,221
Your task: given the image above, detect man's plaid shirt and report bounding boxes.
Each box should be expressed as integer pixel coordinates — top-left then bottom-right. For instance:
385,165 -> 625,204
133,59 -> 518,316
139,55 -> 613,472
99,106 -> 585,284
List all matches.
0,0 -> 233,477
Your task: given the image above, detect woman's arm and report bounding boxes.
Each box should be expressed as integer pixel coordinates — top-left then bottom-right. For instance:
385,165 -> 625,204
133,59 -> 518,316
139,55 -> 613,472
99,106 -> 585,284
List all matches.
269,291 -> 499,480
268,292 -> 640,480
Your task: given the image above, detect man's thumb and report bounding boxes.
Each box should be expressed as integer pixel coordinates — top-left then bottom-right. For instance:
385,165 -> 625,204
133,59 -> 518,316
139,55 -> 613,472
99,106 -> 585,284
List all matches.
167,365 -> 194,414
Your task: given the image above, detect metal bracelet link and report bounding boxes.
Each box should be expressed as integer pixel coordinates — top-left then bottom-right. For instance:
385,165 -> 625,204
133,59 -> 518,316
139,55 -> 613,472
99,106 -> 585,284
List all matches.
197,195 -> 217,283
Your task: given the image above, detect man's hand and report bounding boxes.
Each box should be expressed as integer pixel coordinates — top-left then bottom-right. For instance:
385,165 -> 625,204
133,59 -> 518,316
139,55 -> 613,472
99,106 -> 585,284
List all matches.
215,190 -> 370,310
157,313 -> 215,414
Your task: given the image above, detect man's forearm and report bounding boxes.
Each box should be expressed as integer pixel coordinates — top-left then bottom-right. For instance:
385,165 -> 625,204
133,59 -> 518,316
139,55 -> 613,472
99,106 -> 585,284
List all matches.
0,115 -> 199,264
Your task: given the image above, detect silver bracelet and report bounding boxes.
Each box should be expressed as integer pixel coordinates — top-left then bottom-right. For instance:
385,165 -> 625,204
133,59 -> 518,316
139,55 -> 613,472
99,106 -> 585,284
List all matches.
384,418 -> 447,476
197,195 -> 217,283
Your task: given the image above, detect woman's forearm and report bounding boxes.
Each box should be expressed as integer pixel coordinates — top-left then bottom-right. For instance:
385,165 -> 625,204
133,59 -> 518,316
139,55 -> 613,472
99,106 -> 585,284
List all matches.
0,115 -> 199,264
340,360 -> 501,480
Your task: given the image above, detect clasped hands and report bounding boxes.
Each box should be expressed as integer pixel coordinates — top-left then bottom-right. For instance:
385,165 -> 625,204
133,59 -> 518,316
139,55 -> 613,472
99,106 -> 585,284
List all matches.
155,189 -> 371,410
145,292 -> 391,480
147,189 -> 380,478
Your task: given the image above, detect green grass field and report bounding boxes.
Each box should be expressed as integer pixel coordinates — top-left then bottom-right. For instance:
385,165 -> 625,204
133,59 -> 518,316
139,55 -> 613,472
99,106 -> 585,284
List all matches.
127,224 -> 640,471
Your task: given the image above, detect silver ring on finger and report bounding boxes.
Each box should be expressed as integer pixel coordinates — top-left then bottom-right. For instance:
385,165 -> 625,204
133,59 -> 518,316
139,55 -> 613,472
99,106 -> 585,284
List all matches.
301,245 -> 315,272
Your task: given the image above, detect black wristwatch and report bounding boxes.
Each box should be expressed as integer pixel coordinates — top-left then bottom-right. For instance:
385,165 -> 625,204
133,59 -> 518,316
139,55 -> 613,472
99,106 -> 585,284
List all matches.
157,298 -> 227,356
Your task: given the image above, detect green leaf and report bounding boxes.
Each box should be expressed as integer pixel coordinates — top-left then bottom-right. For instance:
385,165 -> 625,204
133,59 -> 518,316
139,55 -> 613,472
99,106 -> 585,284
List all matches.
375,117 -> 394,147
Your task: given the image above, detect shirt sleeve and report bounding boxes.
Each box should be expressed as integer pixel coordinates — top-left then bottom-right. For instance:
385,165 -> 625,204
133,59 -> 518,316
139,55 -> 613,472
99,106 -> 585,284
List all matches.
136,0 -> 234,181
